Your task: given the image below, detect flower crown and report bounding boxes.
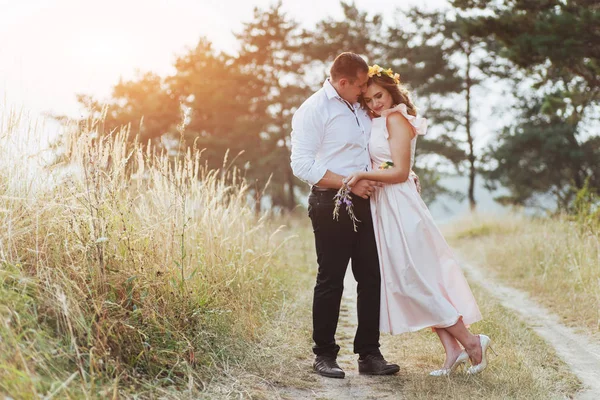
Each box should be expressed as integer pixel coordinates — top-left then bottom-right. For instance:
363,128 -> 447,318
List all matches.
368,64 -> 400,84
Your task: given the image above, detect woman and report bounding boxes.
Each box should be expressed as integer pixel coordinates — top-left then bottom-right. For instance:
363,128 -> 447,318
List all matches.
345,65 -> 492,376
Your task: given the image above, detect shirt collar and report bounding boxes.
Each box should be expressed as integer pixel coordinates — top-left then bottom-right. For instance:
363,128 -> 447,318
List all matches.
323,79 -> 339,100
323,79 -> 359,109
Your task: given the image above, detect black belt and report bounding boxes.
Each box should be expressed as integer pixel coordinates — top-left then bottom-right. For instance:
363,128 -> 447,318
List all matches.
311,186 -> 337,194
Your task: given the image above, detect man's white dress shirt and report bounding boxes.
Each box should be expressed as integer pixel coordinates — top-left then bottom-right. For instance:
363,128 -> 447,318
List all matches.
290,79 -> 372,186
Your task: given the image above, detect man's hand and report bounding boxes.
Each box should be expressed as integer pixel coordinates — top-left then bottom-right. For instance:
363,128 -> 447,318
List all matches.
345,172 -> 379,199
350,180 -> 378,199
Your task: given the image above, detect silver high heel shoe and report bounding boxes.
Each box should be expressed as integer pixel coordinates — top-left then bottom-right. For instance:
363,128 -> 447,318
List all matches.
429,350 -> 469,377
467,334 -> 495,375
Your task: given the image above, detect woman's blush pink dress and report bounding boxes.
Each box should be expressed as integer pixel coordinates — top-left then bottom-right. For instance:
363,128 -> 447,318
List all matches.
369,104 -> 482,335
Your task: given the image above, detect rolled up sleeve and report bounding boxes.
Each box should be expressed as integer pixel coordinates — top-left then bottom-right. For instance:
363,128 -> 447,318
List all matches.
290,105 -> 327,186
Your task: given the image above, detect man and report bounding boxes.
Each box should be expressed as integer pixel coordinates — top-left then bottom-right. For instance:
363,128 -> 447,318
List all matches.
290,52 -> 400,379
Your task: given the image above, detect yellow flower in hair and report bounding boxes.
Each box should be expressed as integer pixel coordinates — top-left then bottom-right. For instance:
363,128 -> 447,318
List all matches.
368,64 -> 384,77
368,64 -> 400,83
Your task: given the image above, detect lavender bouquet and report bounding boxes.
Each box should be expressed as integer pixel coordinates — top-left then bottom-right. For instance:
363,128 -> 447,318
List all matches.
332,182 -> 361,232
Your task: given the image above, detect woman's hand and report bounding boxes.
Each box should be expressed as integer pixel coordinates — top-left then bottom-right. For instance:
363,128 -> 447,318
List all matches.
409,170 -> 422,194
344,171 -> 364,188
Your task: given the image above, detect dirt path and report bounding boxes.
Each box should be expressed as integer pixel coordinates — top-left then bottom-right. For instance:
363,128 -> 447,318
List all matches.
462,262 -> 600,400
279,259 -> 599,399
280,269 -> 403,400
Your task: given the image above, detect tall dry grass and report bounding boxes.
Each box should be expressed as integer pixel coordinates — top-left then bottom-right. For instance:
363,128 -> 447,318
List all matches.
447,212 -> 600,338
0,107 -> 305,398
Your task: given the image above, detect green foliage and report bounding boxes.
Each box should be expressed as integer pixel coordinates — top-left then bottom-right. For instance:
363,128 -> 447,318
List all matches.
302,1 -> 385,63
453,0 -> 600,87
75,4 -> 309,211
75,72 -> 179,144
233,2 -> 313,210
168,38 -> 266,172
455,0 -> 600,211
483,94 -> 600,209
387,8 -> 494,209
569,177 -> 600,225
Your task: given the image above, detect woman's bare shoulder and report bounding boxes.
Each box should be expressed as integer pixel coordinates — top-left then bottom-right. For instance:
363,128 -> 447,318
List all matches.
386,111 -> 413,133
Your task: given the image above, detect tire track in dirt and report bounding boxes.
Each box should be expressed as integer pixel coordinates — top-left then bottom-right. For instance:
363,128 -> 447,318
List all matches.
462,262 -> 600,400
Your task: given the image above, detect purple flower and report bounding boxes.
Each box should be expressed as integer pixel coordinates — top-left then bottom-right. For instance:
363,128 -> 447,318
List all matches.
332,182 -> 361,232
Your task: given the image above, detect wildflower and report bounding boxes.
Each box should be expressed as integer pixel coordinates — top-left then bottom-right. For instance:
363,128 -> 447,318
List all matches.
333,182 -> 361,232
368,65 -> 401,84
368,64 -> 384,77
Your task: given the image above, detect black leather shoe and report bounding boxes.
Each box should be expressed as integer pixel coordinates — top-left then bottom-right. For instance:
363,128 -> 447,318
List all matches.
358,354 -> 400,375
313,355 -> 345,379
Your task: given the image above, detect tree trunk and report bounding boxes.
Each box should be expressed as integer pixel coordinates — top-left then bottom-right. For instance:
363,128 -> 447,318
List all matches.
286,164 -> 296,211
465,40 -> 477,212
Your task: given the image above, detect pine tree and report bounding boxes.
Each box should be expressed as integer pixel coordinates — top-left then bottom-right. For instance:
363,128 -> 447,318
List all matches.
74,72 -> 178,145
234,2 -> 312,210
384,8 -> 494,209
167,38 -> 266,173
453,0 -> 600,209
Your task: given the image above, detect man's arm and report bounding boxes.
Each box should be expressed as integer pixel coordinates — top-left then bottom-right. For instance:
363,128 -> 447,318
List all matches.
314,170 -> 345,189
290,105 -> 328,186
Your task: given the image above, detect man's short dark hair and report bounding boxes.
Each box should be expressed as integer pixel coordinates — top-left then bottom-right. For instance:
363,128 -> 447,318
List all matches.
330,52 -> 368,82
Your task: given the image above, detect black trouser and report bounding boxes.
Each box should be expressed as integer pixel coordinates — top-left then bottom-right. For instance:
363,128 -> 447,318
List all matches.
308,188 -> 381,358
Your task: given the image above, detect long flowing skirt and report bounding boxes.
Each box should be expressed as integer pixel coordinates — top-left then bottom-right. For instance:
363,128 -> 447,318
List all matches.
370,179 -> 482,335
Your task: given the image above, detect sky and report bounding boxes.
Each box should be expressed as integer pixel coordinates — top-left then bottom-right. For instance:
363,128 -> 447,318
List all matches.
0,0 -> 450,119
